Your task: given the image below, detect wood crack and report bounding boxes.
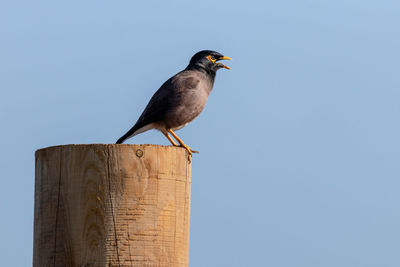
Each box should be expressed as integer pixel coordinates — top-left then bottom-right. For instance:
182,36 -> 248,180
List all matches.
106,146 -> 121,267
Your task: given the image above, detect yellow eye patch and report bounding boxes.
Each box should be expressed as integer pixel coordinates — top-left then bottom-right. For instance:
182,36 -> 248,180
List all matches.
206,55 -> 216,63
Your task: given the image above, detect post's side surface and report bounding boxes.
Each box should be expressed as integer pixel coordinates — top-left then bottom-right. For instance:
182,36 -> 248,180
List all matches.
33,144 -> 192,267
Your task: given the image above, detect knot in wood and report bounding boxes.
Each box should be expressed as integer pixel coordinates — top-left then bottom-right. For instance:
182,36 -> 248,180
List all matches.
135,149 -> 144,158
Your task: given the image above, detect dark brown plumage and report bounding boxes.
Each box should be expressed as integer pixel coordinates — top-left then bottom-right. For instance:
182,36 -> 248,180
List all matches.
116,50 -> 231,156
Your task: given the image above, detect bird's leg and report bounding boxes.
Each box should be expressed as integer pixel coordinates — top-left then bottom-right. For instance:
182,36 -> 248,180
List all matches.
162,131 -> 179,146
167,129 -> 199,156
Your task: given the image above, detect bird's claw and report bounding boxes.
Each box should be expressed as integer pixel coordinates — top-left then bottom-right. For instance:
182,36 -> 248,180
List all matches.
181,144 -> 198,160
189,148 -> 199,154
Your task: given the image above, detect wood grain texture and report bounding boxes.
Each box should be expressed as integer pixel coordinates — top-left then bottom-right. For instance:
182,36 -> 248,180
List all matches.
34,144 -> 191,267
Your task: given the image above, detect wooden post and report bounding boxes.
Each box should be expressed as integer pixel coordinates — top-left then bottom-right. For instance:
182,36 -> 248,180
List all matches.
33,144 -> 191,267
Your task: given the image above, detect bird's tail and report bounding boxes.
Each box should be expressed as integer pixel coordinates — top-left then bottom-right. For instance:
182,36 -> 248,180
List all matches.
116,124 -> 140,144
116,133 -> 130,144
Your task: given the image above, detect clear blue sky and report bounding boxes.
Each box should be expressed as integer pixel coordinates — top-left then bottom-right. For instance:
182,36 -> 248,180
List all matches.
1,1 -> 400,266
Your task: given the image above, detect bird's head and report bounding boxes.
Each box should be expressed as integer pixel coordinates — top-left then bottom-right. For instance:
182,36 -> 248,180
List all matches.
188,50 -> 232,73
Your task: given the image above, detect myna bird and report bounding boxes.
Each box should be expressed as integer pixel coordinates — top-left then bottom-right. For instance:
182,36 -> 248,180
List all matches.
116,50 -> 231,157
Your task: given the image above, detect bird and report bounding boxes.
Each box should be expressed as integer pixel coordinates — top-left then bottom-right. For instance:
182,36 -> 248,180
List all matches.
116,50 -> 231,157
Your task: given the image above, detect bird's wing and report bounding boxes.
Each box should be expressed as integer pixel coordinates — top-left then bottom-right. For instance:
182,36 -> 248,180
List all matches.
136,78 -> 175,126
136,71 -> 200,127
116,71 -> 200,144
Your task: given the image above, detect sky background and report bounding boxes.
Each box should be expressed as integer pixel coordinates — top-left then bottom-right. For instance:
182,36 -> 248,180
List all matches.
1,0 -> 400,266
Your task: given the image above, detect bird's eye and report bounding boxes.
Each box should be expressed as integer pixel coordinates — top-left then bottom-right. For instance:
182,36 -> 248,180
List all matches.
207,55 -> 217,62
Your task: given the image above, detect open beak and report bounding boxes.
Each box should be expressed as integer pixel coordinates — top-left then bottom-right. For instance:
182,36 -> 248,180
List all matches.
217,56 -> 232,70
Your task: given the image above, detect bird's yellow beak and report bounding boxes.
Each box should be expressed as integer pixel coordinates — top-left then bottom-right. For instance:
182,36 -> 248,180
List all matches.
218,56 -> 232,70
219,56 -> 232,61
206,55 -> 232,69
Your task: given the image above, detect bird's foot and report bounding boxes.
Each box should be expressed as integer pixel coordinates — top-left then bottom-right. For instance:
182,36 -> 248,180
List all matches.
181,144 -> 199,159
